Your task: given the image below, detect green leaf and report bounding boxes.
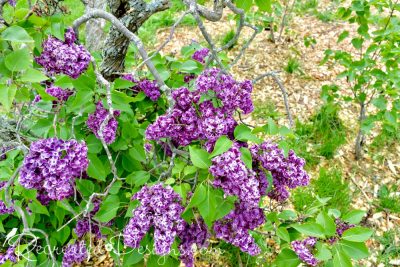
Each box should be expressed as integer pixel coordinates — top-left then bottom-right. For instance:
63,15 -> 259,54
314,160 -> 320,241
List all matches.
236,0 -> 253,12
339,240 -> 369,260
189,146 -> 211,169
28,200 -> 49,216
255,0 -> 272,12
126,171 -> 150,187
113,78 -> 135,89
342,227 -> 373,242
75,179 -> 95,197
292,223 -> 325,238
337,31 -> 349,43
87,154 -> 107,181
275,249 -> 301,267
342,210 -> 366,224
187,184 -> 206,209
239,147 -> 253,169
19,68 -> 49,82
180,60 -> 200,73
0,84 -> 17,112
371,97 -> 387,110
123,249 -> 144,266
351,37 -> 363,50
316,211 -> 336,237
209,136 -> 233,158
267,118 -> 279,135
333,246 -> 352,267
315,242 -> 332,261
1,26 -> 34,43
5,48 -> 31,72
197,185 -> 218,227
94,195 -> 120,223
234,124 -> 261,143
277,227 -> 290,242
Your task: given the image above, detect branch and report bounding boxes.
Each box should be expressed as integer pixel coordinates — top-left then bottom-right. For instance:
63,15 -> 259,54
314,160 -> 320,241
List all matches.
253,71 -> 294,128
73,8 -> 166,88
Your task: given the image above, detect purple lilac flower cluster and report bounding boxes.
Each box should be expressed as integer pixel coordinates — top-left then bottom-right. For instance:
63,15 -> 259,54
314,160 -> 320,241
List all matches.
122,74 -> 161,101
123,184 -> 185,255
62,241 -> 87,267
146,68 -> 253,149
87,101 -> 121,144
291,237 -> 318,266
250,141 -> 309,201
178,219 -> 209,267
19,138 -> 88,202
7,0 -> 16,7
210,144 -> 265,206
74,198 -> 102,238
0,200 -> 14,215
45,86 -> 73,102
192,48 -> 209,64
336,218 -> 355,236
0,246 -> 17,265
214,202 -> 265,256
36,28 -> 91,79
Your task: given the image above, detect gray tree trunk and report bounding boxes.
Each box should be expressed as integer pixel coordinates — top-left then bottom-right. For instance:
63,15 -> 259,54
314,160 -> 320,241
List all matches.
100,0 -> 169,80
85,0 -> 107,51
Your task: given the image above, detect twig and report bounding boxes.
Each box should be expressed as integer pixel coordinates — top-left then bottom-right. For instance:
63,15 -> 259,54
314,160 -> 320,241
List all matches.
253,71 -> 294,128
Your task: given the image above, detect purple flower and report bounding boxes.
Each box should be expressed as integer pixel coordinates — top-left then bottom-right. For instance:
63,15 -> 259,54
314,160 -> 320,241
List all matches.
291,237 -> 318,266
192,48 -> 209,64
178,219 -> 209,267
0,246 -> 17,265
36,28 -> 91,79
122,75 -> 161,101
210,143 -> 265,206
74,219 -> 102,238
0,200 -> 14,215
123,184 -> 185,255
214,202 -> 264,256
45,86 -> 73,102
19,138 -> 88,202
62,241 -> 87,267
250,141 -> 309,202
87,101 -> 120,144
7,0 -> 16,7
33,95 -> 41,103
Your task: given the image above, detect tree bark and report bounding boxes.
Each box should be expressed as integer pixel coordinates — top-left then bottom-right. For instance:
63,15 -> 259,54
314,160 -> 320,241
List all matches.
85,0 -> 107,51
100,0 -> 169,80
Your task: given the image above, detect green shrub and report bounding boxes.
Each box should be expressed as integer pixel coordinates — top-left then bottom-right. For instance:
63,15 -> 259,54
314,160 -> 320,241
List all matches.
292,168 -> 351,214
376,185 -> 400,214
377,229 -> 400,265
284,57 -> 302,74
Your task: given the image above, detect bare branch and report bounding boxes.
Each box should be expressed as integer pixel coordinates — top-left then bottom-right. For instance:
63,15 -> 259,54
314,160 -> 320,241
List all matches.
253,71 -> 294,128
73,8 -> 166,88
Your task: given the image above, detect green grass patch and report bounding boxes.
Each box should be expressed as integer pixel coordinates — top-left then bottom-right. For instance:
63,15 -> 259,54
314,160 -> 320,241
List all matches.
292,167 -> 352,214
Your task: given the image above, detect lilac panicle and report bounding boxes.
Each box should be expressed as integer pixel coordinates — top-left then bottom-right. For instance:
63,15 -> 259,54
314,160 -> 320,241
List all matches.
122,74 -> 161,101
45,86 -> 73,102
123,184 -> 185,255
250,141 -> 309,201
213,202 -> 264,256
178,219 -> 209,267
36,28 -> 91,79
192,48 -> 209,64
0,246 -> 17,265
19,138 -> 88,202
86,101 -> 121,144
62,241 -> 87,267
0,200 -> 14,215
291,237 -> 318,266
